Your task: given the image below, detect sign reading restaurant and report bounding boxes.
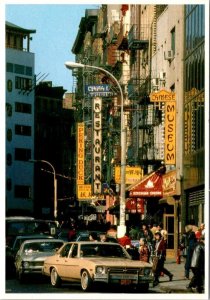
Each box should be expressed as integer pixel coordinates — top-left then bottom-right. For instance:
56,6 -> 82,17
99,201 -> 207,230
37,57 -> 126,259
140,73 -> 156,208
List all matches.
93,97 -> 102,194
85,84 -> 115,97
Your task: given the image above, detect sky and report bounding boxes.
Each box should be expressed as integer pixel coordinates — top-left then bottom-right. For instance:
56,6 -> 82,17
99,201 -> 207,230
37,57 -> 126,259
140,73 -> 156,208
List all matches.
5,2 -> 100,92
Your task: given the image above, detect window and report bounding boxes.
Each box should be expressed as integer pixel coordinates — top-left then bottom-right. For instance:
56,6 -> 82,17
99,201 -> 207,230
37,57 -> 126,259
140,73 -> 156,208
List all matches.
15,125 -> 31,136
25,67 -> 32,76
60,244 -> 72,258
14,64 -> 25,75
6,103 -> 12,117
7,80 -> 12,92
171,27 -> 175,54
6,63 -> 13,73
15,102 -> 31,114
15,76 -> 32,91
15,148 -> 31,161
14,185 -> 31,199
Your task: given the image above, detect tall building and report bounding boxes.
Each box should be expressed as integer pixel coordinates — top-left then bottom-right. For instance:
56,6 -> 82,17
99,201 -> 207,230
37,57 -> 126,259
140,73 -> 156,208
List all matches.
6,21 -> 36,216
34,82 -> 76,220
183,5 -> 205,226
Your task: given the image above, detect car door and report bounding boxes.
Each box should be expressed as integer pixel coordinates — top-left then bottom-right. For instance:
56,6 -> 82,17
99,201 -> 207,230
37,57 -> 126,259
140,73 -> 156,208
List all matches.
58,243 -> 81,281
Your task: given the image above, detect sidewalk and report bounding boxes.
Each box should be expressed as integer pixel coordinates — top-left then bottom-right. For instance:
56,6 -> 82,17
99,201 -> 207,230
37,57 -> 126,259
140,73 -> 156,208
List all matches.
151,258 -> 205,294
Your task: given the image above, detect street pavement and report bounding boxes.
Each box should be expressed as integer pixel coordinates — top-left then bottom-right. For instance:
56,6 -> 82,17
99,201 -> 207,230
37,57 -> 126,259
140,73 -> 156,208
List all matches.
151,257 -> 207,295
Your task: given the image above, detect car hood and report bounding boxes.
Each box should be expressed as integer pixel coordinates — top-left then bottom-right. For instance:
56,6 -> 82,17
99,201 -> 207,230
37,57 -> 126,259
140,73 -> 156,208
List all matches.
21,252 -> 56,261
82,257 -> 152,268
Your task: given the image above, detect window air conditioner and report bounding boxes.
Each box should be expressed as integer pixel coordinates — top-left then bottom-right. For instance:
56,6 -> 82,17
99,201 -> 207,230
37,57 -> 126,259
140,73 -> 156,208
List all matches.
164,50 -> 174,61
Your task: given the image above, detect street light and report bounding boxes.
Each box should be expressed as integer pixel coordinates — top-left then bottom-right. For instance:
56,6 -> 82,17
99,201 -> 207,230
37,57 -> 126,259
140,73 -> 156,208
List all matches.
29,159 -> 57,220
65,61 -> 126,237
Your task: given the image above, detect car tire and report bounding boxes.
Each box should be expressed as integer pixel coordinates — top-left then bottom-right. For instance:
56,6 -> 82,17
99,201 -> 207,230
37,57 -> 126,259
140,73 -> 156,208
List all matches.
81,270 -> 93,291
50,267 -> 61,287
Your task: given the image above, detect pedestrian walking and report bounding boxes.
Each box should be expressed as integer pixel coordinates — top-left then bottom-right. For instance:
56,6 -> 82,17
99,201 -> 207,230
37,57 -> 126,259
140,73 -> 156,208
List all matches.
186,235 -> 205,293
139,238 -> 149,262
182,227 -> 197,279
152,231 -> 173,287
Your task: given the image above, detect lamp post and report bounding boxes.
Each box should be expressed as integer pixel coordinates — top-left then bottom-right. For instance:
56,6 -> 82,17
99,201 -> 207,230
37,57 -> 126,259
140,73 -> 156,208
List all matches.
30,159 -> 57,220
65,61 -> 126,237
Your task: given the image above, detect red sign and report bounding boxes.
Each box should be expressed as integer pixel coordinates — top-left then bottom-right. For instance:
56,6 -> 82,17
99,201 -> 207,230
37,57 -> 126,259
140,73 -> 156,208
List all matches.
126,198 -> 144,214
129,171 -> 163,197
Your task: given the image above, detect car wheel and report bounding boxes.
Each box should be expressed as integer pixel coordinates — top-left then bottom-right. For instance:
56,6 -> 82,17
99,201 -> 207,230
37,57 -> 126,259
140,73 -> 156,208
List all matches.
50,267 -> 61,287
81,270 -> 93,291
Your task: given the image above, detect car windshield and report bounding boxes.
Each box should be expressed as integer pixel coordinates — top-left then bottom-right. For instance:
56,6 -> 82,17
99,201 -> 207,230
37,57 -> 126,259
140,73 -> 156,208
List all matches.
23,241 -> 63,253
80,244 -> 129,258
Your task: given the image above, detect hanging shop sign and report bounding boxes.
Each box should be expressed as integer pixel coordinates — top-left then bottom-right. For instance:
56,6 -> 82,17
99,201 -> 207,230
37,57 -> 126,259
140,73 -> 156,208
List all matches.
85,84 -> 115,97
77,123 -> 84,185
93,97 -> 102,194
129,170 -> 163,197
165,101 -> 176,165
115,166 -> 144,185
126,198 -> 144,214
162,170 -> 177,197
77,184 -> 92,200
149,89 -> 176,102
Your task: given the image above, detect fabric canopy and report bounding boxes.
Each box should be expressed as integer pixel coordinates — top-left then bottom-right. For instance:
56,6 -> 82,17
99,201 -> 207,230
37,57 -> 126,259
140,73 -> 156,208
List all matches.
128,168 -> 164,198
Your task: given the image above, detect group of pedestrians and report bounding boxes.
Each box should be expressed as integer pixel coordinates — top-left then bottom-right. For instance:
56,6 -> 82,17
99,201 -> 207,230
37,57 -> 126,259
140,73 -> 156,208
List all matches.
117,222 -> 174,287
180,221 -> 205,293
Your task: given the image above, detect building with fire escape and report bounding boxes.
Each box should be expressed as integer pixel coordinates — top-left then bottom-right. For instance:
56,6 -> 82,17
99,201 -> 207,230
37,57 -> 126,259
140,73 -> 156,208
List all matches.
70,4 -> 205,256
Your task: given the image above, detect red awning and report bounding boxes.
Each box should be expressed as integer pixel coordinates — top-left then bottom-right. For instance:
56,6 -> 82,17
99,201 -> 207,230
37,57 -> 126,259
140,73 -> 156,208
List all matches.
128,169 -> 164,198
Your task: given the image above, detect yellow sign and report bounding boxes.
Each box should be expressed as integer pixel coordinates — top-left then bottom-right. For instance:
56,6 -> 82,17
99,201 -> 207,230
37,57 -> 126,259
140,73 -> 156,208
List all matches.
165,101 -> 176,165
77,123 -> 84,184
162,170 -> 177,196
115,166 -> 144,185
77,184 -> 92,200
150,89 -> 176,102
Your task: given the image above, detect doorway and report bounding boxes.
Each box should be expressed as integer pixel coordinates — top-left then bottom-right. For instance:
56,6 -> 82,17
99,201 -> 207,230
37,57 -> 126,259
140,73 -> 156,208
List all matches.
164,214 -> 175,257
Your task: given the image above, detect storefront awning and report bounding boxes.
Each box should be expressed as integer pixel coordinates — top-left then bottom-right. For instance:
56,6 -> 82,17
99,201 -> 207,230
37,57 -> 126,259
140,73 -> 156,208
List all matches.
159,196 -> 175,205
128,167 -> 165,198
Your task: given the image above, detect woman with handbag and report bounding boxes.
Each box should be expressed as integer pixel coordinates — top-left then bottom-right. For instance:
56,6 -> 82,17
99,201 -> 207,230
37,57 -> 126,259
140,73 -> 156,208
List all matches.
152,231 -> 173,287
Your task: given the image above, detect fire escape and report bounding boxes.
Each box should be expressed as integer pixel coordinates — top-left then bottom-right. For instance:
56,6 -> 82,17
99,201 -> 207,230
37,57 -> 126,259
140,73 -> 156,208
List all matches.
127,23 -> 162,172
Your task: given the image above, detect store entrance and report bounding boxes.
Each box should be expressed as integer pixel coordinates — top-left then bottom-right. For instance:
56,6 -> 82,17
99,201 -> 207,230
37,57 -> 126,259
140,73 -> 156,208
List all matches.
164,214 -> 175,257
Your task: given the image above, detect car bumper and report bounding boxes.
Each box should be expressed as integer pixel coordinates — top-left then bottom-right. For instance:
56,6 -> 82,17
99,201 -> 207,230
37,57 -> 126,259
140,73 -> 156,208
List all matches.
94,273 -> 154,285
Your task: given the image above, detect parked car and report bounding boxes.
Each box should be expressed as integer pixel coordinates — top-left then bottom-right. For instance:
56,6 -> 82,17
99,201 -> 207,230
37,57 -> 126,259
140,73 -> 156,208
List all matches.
15,238 -> 64,282
42,241 -> 153,291
6,234 -> 54,277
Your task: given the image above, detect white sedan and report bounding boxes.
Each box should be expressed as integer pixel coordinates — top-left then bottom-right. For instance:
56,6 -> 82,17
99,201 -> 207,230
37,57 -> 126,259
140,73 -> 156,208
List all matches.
42,241 -> 153,292
15,238 -> 64,282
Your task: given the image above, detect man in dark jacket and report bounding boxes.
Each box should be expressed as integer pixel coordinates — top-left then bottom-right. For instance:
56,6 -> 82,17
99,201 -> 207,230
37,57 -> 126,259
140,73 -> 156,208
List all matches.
152,231 -> 173,287
186,235 -> 205,293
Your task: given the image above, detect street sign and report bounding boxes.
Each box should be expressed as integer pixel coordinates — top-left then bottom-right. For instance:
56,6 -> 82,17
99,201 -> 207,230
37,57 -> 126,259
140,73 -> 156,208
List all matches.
85,84 -> 115,97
